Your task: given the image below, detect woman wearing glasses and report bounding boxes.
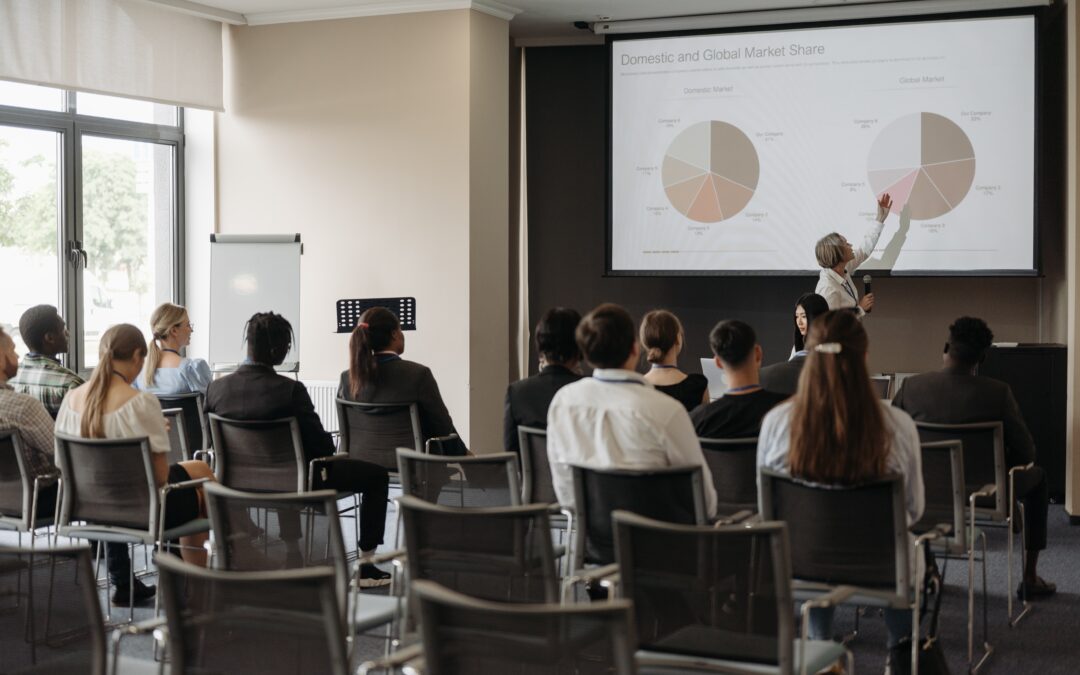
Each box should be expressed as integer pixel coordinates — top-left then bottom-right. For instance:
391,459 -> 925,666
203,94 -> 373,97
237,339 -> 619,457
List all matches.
136,303 -> 211,395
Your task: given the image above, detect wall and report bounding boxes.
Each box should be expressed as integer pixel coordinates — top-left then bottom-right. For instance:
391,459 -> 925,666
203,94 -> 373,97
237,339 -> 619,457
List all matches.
525,44 -> 1068,380
212,10 -> 508,450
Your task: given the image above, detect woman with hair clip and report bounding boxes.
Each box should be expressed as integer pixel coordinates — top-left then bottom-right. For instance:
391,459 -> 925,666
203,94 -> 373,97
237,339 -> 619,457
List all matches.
204,312 -> 393,587
55,324 -> 216,573
137,302 -> 211,395
640,309 -> 708,412
790,292 -> 830,358
339,307 -> 467,456
756,310 -> 924,672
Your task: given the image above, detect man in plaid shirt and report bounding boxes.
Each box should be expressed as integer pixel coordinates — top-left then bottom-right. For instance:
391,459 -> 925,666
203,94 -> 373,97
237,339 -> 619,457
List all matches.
9,306 -> 83,418
0,326 -> 59,511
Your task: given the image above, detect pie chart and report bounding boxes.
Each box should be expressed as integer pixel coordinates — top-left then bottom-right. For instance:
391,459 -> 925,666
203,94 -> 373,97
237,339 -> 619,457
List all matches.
662,121 -> 759,223
867,113 -> 975,220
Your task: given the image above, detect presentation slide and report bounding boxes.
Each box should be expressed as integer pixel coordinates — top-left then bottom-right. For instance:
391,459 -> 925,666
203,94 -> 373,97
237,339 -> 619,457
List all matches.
609,16 -> 1036,274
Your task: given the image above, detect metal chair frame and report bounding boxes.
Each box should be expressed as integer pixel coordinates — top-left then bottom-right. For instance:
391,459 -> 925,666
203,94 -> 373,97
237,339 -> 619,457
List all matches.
156,392 -> 208,452
915,420 -> 1034,626
0,429 -> 61,547
161,408 -> 191,464
336,399 -> 422,482
698,436 -> 759,517
396,448 -> 522,507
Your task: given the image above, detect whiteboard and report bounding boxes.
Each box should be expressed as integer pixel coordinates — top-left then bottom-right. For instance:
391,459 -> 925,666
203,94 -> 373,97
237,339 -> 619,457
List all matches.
209,234 -> 301,369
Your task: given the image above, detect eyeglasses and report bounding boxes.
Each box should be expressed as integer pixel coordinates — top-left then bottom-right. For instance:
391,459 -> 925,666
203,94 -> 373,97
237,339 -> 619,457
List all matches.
174,321 -> 194,330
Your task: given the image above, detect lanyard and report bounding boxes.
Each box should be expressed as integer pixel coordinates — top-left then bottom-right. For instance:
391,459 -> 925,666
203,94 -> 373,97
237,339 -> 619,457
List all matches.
650,364 -> 677,370
594,377 -> 645,385
840,278 -> 857,302
726,384 -> 761,394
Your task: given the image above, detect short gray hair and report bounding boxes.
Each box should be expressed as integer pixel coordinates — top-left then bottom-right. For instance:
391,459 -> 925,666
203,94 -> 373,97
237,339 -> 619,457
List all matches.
815,232 -> 846,269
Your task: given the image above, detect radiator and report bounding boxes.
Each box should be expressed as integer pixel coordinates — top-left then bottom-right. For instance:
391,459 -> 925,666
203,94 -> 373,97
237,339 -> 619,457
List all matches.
304,380 -> 340,433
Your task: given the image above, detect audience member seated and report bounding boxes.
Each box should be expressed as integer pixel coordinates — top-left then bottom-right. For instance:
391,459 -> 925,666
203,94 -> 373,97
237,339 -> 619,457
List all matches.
760,292 -> 829,396
758,310 -> 923,664
547,303 -> 717,518
55,325 -> 216,604
206,312 -> 392,587
0,327 -> 59,519
136,302 -> 211,395
640,309 -> 708,412
690,320 -> 786,438
338,307 -> 467,456
10,305 -> 83,418
892,316 -> 1055,598
503,307 -> 582,456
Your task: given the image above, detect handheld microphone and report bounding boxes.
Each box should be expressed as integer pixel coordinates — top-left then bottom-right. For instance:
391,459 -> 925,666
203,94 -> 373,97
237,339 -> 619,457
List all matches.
862,274 -> 872,314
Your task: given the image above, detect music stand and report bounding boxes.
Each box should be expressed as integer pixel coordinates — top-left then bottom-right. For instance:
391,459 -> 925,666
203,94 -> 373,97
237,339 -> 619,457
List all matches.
337,297 -> 416,332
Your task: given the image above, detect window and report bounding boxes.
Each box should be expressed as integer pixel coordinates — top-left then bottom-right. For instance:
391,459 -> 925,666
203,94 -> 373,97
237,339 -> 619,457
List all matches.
0,86 -> 183,371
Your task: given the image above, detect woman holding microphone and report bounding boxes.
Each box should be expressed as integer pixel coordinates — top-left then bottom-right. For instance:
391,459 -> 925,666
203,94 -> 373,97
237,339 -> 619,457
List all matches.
814,193 -> 893,317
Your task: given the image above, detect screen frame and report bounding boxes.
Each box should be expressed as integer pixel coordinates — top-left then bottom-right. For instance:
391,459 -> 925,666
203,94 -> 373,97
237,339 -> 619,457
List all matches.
604,8 -> 1044,278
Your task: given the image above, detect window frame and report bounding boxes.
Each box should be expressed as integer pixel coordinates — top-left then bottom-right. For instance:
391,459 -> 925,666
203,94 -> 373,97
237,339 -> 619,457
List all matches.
0,89 -> 185,371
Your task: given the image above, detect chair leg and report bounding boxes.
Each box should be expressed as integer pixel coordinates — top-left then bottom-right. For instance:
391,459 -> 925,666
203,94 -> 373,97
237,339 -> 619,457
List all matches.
1009,501 -> 1031,627
970,531 -> 993,673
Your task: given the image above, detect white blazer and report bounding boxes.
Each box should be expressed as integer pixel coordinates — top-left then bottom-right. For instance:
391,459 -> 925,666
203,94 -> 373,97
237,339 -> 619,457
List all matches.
815,219 -> 885,317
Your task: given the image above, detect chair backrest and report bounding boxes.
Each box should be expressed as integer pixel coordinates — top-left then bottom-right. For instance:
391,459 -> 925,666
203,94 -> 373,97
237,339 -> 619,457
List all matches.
398,495 -> 558,604
613,511 -> 794,672
208,414 -> 306,493
54,433 -> 157,533
0,544 -> 106,675
204,483 -> 348,606
698,437 -> 759,515
397,448 -> 521,507
914,440 -> 966,546
759,468 -> 908,595
915,421 -> 1005,518
157,392 -> 208,451
571,465 -> 706,567
518,426 -> 558,505
413,579 -> 638,675
162,408 -> 190,464
336,398 -> 422,471
156,552 -> 348,675
0,429 -> 32,522
870,376 -> 892,399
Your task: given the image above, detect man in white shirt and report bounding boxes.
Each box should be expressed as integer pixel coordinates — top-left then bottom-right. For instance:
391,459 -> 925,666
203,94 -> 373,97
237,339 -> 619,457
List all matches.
546,303 -> 718,519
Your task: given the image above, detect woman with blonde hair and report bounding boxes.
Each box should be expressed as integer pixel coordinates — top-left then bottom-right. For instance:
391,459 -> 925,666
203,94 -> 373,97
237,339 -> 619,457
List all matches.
137,302 -> 211,395
56,324 -> 216,573
756,310 -> 923,667
640,309 -> 708,412
814,193 -> 893,316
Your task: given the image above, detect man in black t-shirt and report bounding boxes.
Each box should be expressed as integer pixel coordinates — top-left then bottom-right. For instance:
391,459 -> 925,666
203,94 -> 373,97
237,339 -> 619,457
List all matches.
691,320 -> 787,438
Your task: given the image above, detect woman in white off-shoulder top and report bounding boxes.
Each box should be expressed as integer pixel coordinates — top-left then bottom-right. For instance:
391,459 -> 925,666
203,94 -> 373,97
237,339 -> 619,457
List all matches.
56,323 -> 216,567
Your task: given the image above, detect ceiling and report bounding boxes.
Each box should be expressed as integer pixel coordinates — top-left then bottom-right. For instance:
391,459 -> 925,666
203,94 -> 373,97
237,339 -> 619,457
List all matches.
176,0 -> 929,39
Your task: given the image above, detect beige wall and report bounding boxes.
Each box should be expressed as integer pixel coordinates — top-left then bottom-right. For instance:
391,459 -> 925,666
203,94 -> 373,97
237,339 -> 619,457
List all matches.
215,9 -> 508,450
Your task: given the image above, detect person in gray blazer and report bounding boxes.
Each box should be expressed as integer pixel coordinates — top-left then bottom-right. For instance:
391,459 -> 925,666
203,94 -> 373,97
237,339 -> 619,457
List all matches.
338,307 -> 467,456
892,317 -> 1054,599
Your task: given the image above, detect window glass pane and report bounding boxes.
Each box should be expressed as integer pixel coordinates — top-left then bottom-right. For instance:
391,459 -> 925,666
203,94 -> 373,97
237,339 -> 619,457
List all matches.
0,125 -> 62,356
81,135 -> 174,366
0,80 -> 65,112
77,92 -> 178,126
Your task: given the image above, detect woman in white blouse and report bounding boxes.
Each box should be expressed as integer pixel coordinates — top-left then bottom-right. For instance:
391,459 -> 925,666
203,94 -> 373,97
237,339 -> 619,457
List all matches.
56,323 -> 215,567
137,303 -> 212,395
757,309 -> 923,661
814,193 -> 893,317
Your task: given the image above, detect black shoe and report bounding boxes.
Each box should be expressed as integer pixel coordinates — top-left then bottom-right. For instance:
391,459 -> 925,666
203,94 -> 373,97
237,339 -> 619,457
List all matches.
1017,576 -> 1057,600
358,563 -> 392,588
111,578 -> 156,607
886,639 -> 913,675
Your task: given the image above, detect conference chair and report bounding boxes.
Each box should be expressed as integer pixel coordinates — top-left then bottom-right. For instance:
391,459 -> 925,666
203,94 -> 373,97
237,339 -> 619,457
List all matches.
915,420 -> 1033,625
0,429 -> 60,547
565,465 -> 707,601
870,375 -> 892,399
759,469 -> 943,675
153,552 -> 351,675
914,440 -> 992,673
202,483 -> 399,655
517,426 -> 556,505
612,511 -> 852,675
396,448 -> 520,508
53,433 -> 211,623
156,392 -> 208,455
336,399 -> 423,478
161,408 -> 191,464
0,544 -> 158,675
698,436 -> 759,517
359,579 -> 638,675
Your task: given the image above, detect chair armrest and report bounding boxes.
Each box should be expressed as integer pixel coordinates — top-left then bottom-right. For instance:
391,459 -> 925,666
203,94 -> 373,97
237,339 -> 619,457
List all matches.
800,585 -> 859,613
358,642 -> 424,675
968,483 -> 996,507
564,563 -> 620,590
161,477 -> 210,494
424,433 -> 460,454
111,618 -> 168,675
1009,462 -> 1036,478
713,510 -> 756,526
192,449 -> 214,464
359,548 -> 406,566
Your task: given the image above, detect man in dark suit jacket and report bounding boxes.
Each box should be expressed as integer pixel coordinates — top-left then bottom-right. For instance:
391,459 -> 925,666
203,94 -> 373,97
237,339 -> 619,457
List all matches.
758,354 -> 805,397
504,308 -> 583,456
205,312 -> 391,587
892,317 -> 1054,598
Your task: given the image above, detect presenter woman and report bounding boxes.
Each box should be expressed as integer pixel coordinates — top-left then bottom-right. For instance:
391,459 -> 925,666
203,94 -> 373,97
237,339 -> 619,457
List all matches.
814,193 -> 893,317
